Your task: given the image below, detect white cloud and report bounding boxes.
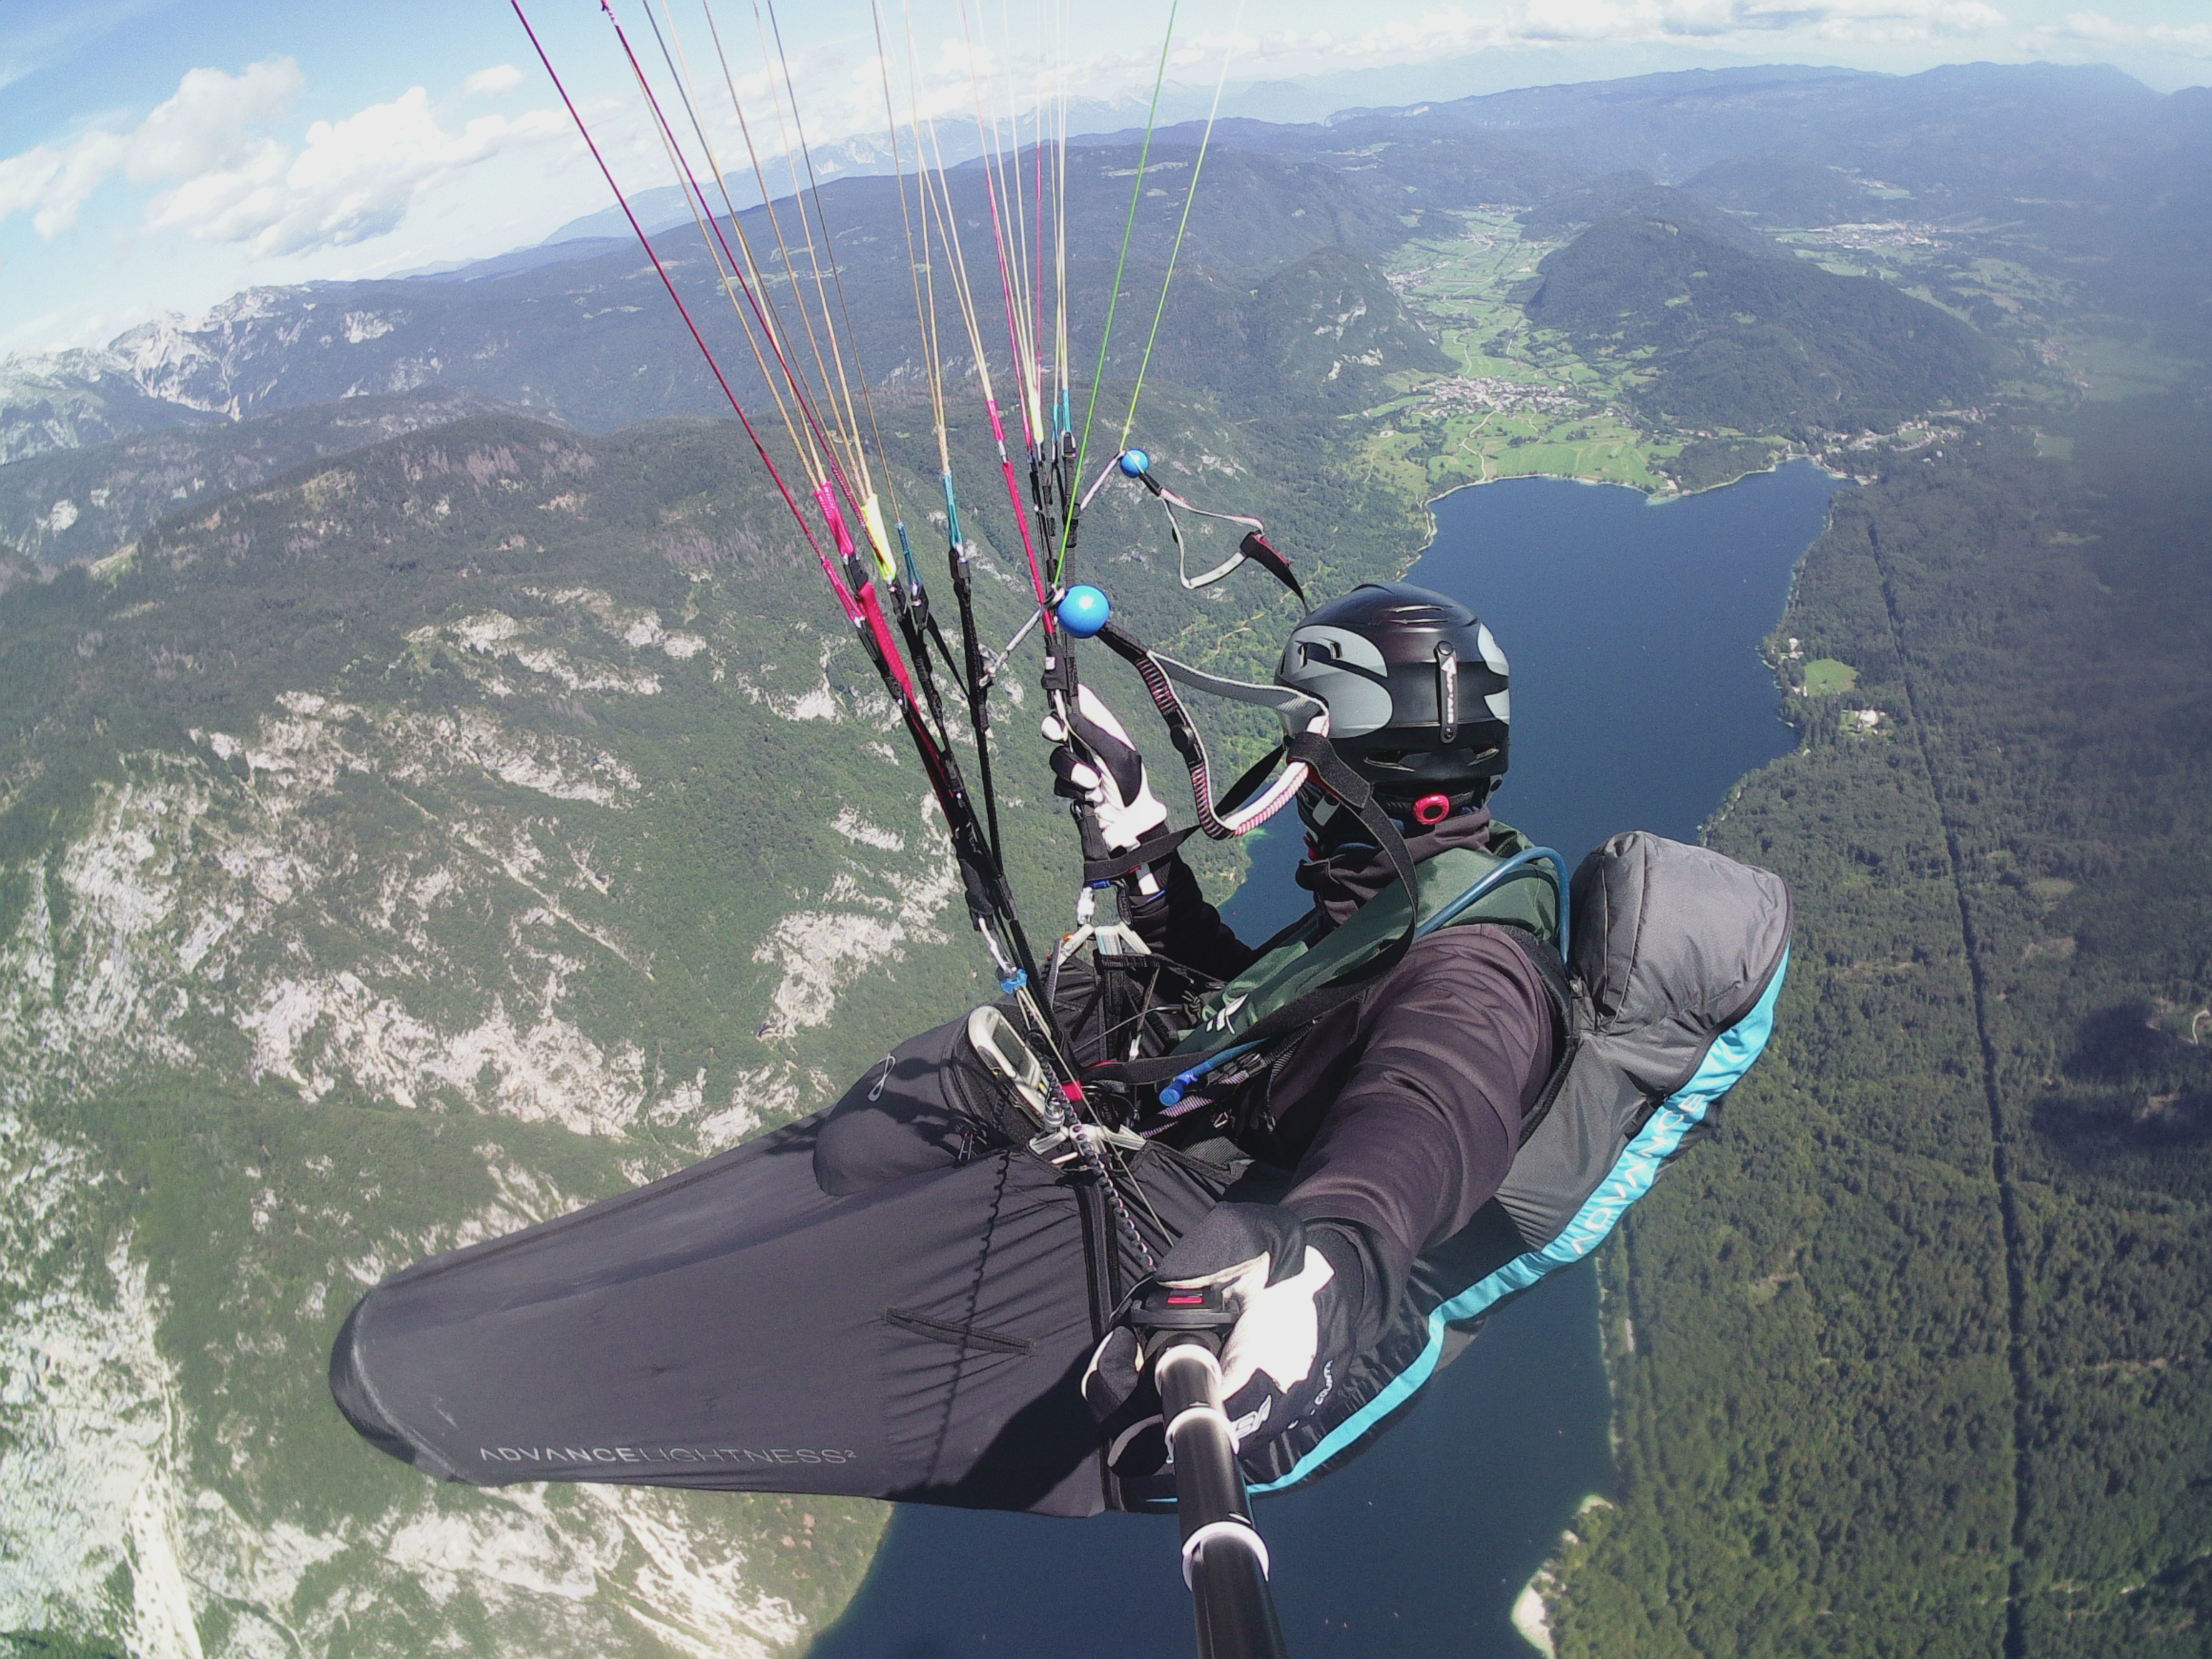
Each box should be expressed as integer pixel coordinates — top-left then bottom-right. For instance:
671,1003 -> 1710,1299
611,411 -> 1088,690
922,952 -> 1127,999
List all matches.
465,63 -> 527,98
146,88 -> 568,258
124,58 -> 306,182
0,59 -> 302,237
1214,0 -> 2010,67
0,58 -> 568,261
2035,9 -> 2212,56
0,131 -> 126,237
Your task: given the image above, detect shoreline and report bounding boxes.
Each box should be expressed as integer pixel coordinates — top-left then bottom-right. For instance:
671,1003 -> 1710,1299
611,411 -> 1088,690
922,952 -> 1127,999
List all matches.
1407,450 -> 1854,566
1514,1497 -> 1616,1656
1404,461 -> 1844,1659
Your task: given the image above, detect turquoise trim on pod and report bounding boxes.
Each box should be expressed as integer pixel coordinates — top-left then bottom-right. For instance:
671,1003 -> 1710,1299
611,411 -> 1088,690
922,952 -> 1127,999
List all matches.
1248,948 -> 1790,1495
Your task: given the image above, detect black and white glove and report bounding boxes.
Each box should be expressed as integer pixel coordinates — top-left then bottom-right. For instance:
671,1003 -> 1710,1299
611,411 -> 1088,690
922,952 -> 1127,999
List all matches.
1042,684 -> 1169,856
1082,1204 -> 1371,1459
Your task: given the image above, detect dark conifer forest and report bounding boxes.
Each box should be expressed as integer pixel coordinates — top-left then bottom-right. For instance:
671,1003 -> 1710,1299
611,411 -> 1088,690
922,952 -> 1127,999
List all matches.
1554,401 -> 2212,1656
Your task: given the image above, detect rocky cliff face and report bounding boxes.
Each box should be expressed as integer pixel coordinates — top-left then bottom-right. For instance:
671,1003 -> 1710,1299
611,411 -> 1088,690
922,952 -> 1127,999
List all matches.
0,412 -> 1030,1658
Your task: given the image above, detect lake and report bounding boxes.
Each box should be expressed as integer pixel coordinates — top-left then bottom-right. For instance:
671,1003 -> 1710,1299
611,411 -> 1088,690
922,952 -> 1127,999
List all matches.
807,459 -> 1851,1658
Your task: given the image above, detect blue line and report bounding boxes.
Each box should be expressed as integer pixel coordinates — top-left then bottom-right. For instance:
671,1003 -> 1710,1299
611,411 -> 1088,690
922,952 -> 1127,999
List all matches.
1248,948 -> 1789,1495
1418,846 -> 1567,949
1159,1040 -> 1261,1106
896,519 -> 923,593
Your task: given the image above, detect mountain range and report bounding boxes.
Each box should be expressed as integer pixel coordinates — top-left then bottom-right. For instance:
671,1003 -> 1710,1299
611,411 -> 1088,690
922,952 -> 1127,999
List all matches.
9,61 -> 2206,491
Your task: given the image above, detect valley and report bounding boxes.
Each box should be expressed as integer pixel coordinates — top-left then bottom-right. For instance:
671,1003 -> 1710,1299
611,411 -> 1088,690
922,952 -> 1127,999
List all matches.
1372,208 -> 1673,494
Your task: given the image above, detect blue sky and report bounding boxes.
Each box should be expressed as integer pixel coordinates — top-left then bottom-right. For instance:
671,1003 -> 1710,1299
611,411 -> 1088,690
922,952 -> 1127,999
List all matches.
2,0 -> 2207,358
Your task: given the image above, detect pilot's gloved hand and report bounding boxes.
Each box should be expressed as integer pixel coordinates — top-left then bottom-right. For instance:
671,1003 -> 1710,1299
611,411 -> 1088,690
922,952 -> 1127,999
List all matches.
1042,683 -> 1168,854
1082,1203 -> 1372,1458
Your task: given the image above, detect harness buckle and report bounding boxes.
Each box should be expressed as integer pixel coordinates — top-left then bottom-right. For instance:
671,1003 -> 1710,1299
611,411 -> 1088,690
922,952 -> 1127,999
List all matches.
1028,1120 -> 1148,1166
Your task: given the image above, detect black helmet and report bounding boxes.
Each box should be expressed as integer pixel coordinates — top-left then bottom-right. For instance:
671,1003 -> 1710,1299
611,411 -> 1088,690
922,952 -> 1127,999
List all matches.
1277,581 -> 1510,825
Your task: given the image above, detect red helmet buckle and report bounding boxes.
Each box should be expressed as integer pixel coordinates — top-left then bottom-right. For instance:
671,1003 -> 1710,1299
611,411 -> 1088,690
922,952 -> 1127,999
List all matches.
1412,793 -> 1452,826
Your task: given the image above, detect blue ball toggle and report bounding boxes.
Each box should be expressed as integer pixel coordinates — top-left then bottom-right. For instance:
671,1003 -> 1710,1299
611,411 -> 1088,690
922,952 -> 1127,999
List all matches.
1118,448 -> 1150,478
1056,584 -> 1111,638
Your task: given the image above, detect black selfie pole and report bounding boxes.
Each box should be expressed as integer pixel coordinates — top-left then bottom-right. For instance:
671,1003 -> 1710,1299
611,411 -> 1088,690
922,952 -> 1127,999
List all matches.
1137,1284 -> 1292,1659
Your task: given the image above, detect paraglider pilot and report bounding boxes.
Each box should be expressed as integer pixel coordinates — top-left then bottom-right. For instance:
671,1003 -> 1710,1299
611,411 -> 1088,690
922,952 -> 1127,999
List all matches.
330,580 -> 1789,1519
1052,584 -> 1558,1460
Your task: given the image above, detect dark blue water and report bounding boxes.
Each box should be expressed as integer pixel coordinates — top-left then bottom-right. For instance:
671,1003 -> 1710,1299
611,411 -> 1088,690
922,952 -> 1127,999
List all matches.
808,461 -> 1850,1659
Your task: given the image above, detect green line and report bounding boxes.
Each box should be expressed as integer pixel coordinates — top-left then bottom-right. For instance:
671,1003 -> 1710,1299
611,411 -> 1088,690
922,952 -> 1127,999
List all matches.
1120,4 -> 1240,453
1059,1 -> 1177,585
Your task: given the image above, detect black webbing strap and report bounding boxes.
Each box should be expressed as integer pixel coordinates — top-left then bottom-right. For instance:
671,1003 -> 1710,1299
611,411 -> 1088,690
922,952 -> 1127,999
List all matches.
1216,741 -> 1287,820
1087,731 -> 1421,1090
1082,823 -> 1197,886
1094,621 -> 1217,826
1235,531 -> 1307,610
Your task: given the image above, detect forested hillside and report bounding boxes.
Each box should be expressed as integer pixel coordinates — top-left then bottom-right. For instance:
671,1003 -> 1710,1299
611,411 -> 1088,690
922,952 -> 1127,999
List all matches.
0,377 -> 1374,1656
0,390 -> 526,562
1523,214 -> 1997,431
1550,400 -> 2212,1655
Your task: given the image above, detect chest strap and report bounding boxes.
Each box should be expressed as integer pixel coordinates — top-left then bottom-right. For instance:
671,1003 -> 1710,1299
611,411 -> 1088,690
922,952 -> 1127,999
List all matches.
1088,730 -> 1419,1091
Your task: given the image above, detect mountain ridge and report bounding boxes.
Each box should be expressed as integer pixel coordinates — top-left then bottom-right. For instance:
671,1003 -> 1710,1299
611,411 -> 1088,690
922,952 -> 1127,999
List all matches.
13,59 -> 2195,479
0,389 -> 542,563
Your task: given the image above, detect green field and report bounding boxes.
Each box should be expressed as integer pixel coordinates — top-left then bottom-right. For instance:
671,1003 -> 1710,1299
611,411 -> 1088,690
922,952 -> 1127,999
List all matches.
1361,210 -> 1680,498
1801,656 -> 1859,695
1360,208 -> 1941,502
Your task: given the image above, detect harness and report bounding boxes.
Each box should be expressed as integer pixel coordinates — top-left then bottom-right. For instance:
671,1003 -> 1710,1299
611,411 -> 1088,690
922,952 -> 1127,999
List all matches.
1134,829 -> 1570,1126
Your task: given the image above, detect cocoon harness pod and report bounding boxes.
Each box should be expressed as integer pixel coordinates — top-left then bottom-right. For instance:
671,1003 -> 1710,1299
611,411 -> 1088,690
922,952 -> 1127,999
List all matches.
328,833 -> 1787,1516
